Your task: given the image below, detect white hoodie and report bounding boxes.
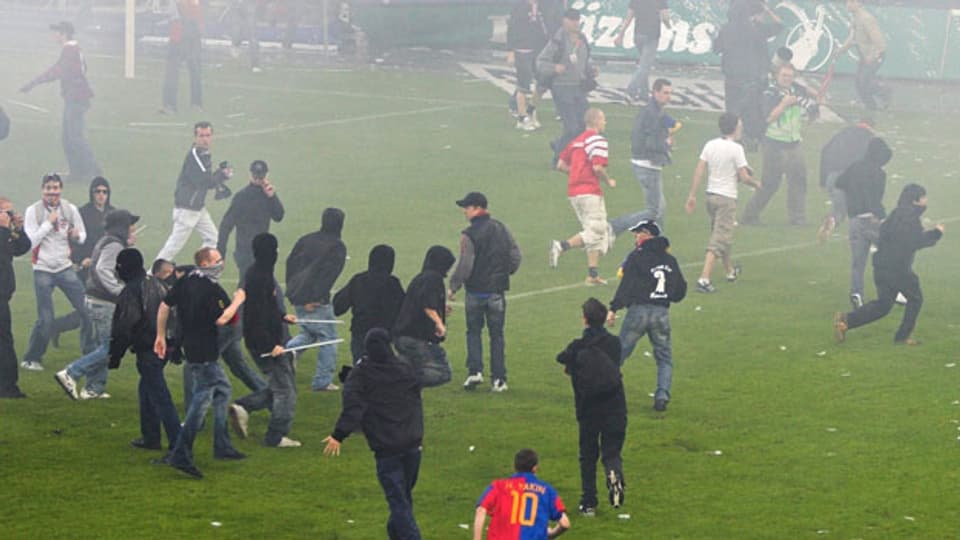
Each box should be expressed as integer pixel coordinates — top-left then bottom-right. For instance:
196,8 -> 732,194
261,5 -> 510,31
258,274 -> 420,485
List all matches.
24,199 -> 86,273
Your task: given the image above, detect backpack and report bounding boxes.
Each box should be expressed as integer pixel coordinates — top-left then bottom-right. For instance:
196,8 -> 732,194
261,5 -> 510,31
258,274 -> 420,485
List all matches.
573,343 -> 621,399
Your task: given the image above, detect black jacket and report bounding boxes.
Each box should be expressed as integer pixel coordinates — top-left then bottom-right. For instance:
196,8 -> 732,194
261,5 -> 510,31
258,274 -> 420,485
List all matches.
285,208 -> 346,305
611,236 -> 687,311
109,249 -> 171,366
74,176 -> 113,264
242,234 -> 289,357
174,145 -> 228,211
715,4 -> 781,81
393,246 -> 456,343
450,214 -> 521,294
819,124 -> 874,188
0,225 -> 32,299
507,0 -> 549,51
835,137 -> 890,219
217,183 -> 285,274
333,244 -> 405,337
873,188 -> 942,274
557,326 -> 626,422
631,100 -> 671,166
331,329 -> 424,458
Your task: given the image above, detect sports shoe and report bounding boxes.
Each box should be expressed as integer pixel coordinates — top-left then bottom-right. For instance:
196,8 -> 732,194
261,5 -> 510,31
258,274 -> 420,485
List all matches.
895,293 -> 908,305
275,437 -> 303,448
584,276 -> 608,286
313,383 -> 340,392
894,338 -> 921,346
578,504 -> 597,517
726,264 -> 742,283
215,449 -> 247,460
833,312 -> 848,343
816,216 -> 835,244
520,117 -> 537,131
607,469 -> 625,508
229,403 -> 249,439
54,369 -> 79,400
463,372 -> 484,390
171,462 -> 204,479
515,117 -> 527,130
130,438 -> 162,450
654,398 -> 668,412
696,279 -> 716,293
21,361 -> 44,371
530,114 -> 541,129
850,293 -> 864,310
491,379 -> 508,393
548,240 -> 562,268
79,388 -> 111,400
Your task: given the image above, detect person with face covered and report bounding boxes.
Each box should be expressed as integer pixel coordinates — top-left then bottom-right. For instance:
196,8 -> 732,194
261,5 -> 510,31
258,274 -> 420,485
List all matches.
108,251 -> 182,451
393,245 -> 456,388
222,233 -> 302,448
217,160 -> 285,276
22,173 -> 90,371
835,184 -> 944,345
54,209 -> 139,400
285,208 -> 347,392
333,244 -> 405,363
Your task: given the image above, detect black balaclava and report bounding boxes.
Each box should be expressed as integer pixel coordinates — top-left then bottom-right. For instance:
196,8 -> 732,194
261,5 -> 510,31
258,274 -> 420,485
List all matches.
422,245 -> 456,277
115,248 -> 145,284
364,327 -> 393,362
368,244 -> 395,274
320,207 -> 345,237
252,232 -> 278,269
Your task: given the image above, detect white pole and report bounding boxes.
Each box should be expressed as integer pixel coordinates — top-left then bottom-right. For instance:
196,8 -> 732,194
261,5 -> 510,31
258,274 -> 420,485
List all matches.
262,338 -> 345,358
323,0 -> 330,55
124,0 -> 136,79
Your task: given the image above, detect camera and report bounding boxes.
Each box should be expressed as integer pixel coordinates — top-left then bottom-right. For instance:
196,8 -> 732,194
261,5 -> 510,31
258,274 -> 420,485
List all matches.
213,161 -> 233,200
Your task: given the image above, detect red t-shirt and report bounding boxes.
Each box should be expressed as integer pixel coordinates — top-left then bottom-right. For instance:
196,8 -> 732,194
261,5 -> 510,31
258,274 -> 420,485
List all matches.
559,129 -> 608,197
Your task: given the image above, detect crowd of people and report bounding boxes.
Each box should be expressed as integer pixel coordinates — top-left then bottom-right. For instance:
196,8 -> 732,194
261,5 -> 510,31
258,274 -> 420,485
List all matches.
0,0 -> 949,538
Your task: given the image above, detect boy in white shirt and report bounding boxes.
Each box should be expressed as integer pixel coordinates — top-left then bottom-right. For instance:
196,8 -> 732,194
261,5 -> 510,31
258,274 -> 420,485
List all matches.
685,113 -> 759,293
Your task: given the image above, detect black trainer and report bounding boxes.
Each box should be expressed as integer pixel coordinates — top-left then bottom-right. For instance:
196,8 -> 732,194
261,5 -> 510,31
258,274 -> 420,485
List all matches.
214,449 -> 247,460
130,438 -> 162,450
171,462 -> 203,479
654,398 -> 668,412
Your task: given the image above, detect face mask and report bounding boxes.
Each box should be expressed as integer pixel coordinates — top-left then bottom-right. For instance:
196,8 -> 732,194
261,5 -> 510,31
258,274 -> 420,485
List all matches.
202,262 -> 225,282
163,275 -> 178,287
915,204 -> 927,216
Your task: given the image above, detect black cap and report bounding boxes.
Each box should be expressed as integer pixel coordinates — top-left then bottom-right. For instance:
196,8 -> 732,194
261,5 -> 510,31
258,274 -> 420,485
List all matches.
250,160 -> 268,179
563,8 -> 581,20
629,219 -> 660,236
50,21 -> 75,36
456,192 -> 488,209
105,209 -> 140,230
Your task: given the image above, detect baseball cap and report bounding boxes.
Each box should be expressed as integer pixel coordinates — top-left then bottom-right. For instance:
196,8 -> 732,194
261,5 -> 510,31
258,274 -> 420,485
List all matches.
49,21 -> 75,36
629,220 -> 661,236
250,160 -> 269,178
105,209 -> 140,230
456,192 -> 488,209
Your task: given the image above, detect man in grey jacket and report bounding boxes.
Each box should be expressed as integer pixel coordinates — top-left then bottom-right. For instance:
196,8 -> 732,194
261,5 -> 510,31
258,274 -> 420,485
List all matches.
55,209 -> 139,400
538,8 -> 596,167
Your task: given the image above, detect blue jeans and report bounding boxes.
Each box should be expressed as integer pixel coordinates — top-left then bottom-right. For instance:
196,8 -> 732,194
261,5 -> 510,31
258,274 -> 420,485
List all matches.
136,351 -> 181,449
626,34 -> 658,100
375,447 -> 422,540
65,299 -> 113,394
618,304 -> 673,401
170,361 -> 235,467
182,324 -> 266,410
287,303 -> 338,390
824,172 -> 847,225
550,84 -> 588,164
465,292 -> 506,381
610,164 -> 665,236
394,336 -> 451,388
24,268 -> 91,364
848,216 -> 880,297
236,352 -> 297,446
62,100 -> 101,181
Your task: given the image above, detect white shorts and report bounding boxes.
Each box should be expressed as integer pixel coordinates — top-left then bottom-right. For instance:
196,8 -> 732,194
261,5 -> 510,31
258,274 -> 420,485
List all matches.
569,194 -> 612,254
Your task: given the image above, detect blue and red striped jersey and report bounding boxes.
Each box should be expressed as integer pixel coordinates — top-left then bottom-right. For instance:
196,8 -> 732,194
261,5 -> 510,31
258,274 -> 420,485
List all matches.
477,472 -> 566,540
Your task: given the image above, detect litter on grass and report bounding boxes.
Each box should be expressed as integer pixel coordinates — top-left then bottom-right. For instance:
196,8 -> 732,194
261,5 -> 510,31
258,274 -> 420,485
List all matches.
779,345 -> 787,351
946,363 -> 956,368
458,524 -> 470,530
904,516 -> 916,522
618,514 -> 631,520
816,351 -> 827,357
347,520 -> 355,524
825,427 -> 838,432
211,522 -> 222,527
841,372 -> 852,377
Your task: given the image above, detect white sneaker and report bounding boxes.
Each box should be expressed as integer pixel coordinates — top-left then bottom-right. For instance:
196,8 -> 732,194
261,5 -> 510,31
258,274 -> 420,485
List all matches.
313,383 -> 340,392
79,389 -> 110,399
463,372 -> 484,390
548,240 -> 562,268
21,361 -> 44,371
531,114 -> 541,129
514,118 -> 526,130
54,369 -> 79,400
276,436 -> 302,448
491,379 -> 508,392
229,403 -> 249,439
895,292 -> 908,305
521,117 -> 537,131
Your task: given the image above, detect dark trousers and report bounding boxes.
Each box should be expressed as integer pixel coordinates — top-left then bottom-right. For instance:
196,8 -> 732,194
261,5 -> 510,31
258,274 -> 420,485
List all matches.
0,297 -> 20,394
162,40 -> 203,109
724,77 -> 764,142
550,84 -> 588,163
578,414 -> 626,507
375,447 -> 422,540
846,267 -> 923,342
235,353 -> 297,446
742,139 -> 807,225
856,55 -> 886,110
230,0 -> 263,68
62,100 -> 101,182
350,329 -> 365,364
136,351 -> 181,449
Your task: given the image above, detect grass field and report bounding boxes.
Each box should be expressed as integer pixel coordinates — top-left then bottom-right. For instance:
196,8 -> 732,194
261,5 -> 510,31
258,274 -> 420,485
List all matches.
2,47 -> 960,539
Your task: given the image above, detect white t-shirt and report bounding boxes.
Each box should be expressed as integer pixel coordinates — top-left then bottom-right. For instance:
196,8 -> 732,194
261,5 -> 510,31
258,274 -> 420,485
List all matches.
699,137 -> 748,200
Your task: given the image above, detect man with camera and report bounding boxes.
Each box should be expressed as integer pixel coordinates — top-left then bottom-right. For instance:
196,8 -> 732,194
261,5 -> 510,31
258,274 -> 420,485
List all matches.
217,160 -> 285,277
156,121 -> 232,264
0,198 -> 32,398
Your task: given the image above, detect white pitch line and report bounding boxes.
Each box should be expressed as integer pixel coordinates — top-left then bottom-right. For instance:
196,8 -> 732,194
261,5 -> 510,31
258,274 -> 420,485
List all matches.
7,98 -> 49,114
218,104 -> 467,138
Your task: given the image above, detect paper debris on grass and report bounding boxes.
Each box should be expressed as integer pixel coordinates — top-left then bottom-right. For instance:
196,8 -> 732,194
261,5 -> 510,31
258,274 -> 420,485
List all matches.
841,372 -> 851,377
458,524 -> 470,530
694,305 -> 702,312
816,351 -> 827,357
643,351 -> 652,357
825,427 -> 838,432
443,145 -> 452,150
817,530 -> 829,535
347,520 -> 355,524
211,522 -> 222,527
953,400 -> 960,405
779,345 -> 787,351
904,516 -> 916,522
618,514 -> 631,520
710,450 -> 723,456
946,363 -> 956,368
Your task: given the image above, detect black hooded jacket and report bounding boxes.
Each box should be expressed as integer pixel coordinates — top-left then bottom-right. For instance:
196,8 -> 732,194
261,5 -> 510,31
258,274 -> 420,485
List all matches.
610,236 -> 687,311
285,208 -> 347,305
715,1 -> 782,81
74,176 -> 113,264
242,233 -> 289,357
109,249 -> 171,366
333,244 -> 406,336
819,124 -> 874,188
835,137 -> 890,219
556,325 -> 627,423
332,328 -> 424,458
873,185 -> 942,274
393,246 -> 456,343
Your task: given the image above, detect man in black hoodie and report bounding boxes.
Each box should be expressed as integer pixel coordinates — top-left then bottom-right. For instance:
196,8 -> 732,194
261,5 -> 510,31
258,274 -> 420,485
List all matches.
285,208 -> 347,392
108,249 -> 181,451
835,137 -> 890,309
607,220 -> 686,412
816,119 -> 876,243
393,245 -> 456,388
557,297 -> 626,516
0,197 -> 32,398
216,160 -> 285,276
323,328 -> 424,540
835,184 -> 944,345
334,244 -> 405,363
224,233 -> 301,448
50,176 -> 114,348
